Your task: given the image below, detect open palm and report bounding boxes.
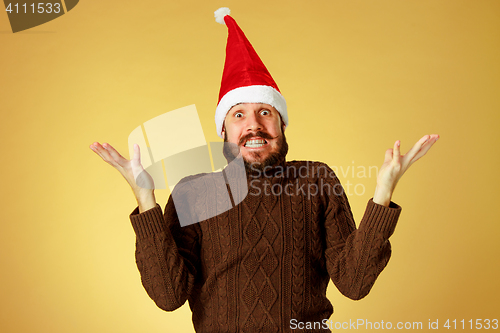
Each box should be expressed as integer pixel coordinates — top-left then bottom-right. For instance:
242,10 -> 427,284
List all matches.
377,134 -> 440,192
90,142 -> 155,191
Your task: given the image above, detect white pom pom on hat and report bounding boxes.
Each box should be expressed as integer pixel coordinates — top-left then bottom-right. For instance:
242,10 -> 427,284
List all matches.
214,7 -> 231,25
213,7 -> 288,138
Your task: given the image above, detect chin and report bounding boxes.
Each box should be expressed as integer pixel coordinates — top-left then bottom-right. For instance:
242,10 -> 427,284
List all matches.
242,150 -> 269,163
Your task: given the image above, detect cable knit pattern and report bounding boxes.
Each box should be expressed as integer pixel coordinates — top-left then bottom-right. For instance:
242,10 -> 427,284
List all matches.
290,181 -> 305,321
130,161 -> 402,332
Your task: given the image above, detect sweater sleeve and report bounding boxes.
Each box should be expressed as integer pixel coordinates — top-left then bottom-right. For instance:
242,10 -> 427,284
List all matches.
322,169 -> 402,300
129,194 -> 201,311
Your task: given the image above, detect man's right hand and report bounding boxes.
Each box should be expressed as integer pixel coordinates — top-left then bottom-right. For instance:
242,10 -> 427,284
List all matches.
90,142 -> 157,213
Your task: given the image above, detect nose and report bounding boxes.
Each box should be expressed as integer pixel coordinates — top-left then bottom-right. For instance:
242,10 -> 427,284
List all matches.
245,112 -> 263,132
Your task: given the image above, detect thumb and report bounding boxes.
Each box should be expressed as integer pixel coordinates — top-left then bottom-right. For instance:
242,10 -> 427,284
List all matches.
131,144 -> 154,190
384,148 -> 393,163
131,144 -> 146,177
133,144 -> 141,163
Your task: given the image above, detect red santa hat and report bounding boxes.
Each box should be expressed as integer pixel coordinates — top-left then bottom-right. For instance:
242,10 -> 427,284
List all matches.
214,7 -> 288,138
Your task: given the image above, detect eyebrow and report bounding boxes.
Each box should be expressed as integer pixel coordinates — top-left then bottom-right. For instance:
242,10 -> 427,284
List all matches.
230,106 -> 273,114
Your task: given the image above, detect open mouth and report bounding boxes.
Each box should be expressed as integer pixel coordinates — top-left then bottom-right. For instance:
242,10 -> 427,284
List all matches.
244,138 -> 268,148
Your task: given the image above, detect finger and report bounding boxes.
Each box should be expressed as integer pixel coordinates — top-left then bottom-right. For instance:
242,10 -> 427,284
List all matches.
430,134 -> 440,142
90,142 -> 108,160
90,141 -> 103,152
102,142 -> 127,164
91,142 -> 121,167
408,135 -> 430,154
411,135 -> 439,162
401,135 -> 430,166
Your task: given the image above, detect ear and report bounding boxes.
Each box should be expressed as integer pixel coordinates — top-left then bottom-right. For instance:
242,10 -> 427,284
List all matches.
221,122 -> 226,138
278,114 -> 285,133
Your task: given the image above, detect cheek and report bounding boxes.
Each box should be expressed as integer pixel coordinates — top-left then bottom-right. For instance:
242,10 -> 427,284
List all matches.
271,123 -> 283,137
227,129 -> 242,144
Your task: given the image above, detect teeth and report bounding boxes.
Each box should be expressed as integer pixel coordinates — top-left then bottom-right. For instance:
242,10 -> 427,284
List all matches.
246,143 -> 265,148
245,139 -> 267,147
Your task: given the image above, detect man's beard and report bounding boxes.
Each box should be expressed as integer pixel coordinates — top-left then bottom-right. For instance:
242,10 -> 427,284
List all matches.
223,130 -> 289,174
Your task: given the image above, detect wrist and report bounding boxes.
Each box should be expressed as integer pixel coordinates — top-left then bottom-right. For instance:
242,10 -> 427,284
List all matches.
373,184 -> 393,207
135,189 -> 156,213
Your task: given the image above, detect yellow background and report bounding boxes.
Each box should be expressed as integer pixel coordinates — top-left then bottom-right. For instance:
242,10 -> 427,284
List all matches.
1,0 -> 499,332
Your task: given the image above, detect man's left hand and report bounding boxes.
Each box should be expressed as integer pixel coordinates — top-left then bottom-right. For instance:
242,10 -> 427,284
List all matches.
373,134 -> 440,206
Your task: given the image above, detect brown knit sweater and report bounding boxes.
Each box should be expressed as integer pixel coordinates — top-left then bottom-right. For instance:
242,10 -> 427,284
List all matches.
129,161 -> 402,332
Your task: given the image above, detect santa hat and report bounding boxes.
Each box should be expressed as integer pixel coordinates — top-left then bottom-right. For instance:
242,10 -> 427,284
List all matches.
214,7 -> 288,138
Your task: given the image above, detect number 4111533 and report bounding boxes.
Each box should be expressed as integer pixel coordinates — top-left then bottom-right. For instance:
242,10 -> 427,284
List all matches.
5,3 -> 62,14
444,319 -> 498,330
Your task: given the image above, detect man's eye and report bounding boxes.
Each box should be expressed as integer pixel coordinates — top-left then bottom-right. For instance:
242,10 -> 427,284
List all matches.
261,110 -> 270,115
235,112 -> 243,118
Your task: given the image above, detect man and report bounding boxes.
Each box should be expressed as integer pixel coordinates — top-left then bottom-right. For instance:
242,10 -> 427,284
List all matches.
90,8 -> 439,332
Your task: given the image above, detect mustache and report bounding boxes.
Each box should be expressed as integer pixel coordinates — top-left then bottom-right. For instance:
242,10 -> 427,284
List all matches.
239,131 -> 278,145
